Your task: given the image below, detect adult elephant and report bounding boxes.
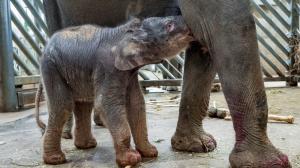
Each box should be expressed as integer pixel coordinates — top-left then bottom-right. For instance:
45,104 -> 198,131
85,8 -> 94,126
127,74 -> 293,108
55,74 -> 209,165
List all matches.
43,0 -> 290,167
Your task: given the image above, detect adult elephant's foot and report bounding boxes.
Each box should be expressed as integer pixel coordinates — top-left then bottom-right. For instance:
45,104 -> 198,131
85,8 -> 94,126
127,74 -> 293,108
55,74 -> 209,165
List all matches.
171,131 -> 217,152
116,149 -> 142,167
43,151 -> 66,165
74,136 -> 97,149
136,143 -> 158,158
230,141 -> 291,168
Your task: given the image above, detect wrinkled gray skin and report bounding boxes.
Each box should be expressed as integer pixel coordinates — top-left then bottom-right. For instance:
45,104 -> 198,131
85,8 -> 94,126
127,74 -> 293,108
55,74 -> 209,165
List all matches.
43,0 -> 291,167
38,16 -> 193,166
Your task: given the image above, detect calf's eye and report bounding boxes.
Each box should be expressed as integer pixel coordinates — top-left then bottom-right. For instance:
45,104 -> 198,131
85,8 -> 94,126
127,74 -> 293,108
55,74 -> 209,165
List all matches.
166,22 -> 175,33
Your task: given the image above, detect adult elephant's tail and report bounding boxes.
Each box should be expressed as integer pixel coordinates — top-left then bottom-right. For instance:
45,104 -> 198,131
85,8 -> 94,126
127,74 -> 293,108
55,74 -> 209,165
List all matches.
35,83 -> 46,135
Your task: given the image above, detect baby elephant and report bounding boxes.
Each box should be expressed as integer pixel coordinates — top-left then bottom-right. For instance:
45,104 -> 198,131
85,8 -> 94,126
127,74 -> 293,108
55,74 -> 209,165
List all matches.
37,16 -> 193,167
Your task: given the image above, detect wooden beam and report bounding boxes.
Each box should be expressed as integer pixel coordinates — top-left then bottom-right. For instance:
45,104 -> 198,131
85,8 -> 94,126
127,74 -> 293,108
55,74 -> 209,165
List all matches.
15,75 -> 40,86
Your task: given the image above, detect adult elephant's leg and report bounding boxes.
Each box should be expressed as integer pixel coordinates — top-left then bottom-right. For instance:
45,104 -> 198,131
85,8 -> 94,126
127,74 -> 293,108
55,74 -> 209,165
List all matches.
126,74 -> 158,157
73,102 -> 97,149
43,0 -> 61,35
172,41 -> 217,152
211,2 -> 291,168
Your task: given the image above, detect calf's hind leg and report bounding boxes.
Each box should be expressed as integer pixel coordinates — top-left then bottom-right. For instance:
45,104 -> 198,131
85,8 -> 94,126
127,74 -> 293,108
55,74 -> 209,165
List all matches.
93,108 -> 104,126
41,59 -> 74,164
73,102 -> 97,149
62,113 -> 73,139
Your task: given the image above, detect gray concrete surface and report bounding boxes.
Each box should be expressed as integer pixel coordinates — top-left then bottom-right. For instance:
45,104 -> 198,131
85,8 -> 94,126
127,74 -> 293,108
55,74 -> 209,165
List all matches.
0,87 -> 299,168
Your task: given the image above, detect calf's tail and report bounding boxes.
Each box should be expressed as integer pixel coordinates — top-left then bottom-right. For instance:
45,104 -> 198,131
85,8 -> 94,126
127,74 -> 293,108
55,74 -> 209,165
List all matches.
35,83 -> 46,135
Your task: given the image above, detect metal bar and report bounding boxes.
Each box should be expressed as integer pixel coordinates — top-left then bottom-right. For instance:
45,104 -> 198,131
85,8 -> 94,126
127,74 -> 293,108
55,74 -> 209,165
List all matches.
156,64 -> 176,79
262,68 -> 273,78
11,13 -> 42,56
12,32 -> 40,70
23,0 -> 49,36
138,75 -> 145,80
257,35 -> 289,70
259,52 -> 285,77
10,0 -> 47,45
140,79 -> 182,87
260,0 -> 290,30
140,77 -> 287,87
264,77 -> 287,81
138,71 -> 150,80
274,0 -> 291,16
163,60 -> 183,78
14,75 -> 287,88
252,2 -> 290,43
14,69 -> 19,76
255,17 -> 289,57
34,0 -> 45,14
0,0 -> 17,112
295,3 -> 300,15
13,51 -> 34,75
175,55 -> 184,66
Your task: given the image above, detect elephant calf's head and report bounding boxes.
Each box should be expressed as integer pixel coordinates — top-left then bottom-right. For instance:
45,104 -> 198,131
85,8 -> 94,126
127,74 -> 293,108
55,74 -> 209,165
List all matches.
114,16 -> 194,71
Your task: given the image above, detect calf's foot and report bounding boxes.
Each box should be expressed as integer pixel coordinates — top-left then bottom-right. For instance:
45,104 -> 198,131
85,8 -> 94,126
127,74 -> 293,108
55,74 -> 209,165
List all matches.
230,141 -> 291,168
171,131 -> 216,152
43,151 -> 66,165
75,136 -> 97,149
116,149 -> 142,167
62,131 -> 72,139
136,143 -> 158,158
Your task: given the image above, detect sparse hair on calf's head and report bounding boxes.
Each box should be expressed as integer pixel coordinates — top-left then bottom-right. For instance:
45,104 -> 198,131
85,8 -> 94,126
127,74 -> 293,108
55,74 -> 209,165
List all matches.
114,16 -> 194,71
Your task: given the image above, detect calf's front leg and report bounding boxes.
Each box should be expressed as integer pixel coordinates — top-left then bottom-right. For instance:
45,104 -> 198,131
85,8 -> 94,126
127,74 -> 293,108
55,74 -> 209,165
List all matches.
97,78 -> 141,167
126,74 -> 158,158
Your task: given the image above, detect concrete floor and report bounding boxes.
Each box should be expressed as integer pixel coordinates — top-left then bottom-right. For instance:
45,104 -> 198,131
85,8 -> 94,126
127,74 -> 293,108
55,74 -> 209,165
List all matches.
0,87 -> 299,168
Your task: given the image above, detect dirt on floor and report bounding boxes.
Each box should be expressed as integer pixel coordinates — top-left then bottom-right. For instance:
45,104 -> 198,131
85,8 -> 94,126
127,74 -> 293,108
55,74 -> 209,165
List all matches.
0,87 -> 299,168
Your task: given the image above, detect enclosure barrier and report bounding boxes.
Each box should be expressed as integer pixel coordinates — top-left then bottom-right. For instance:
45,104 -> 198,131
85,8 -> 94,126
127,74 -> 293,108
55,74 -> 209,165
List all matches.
0,0 -> 17,111
253,0 -> 300,85
0,0 -> 299,111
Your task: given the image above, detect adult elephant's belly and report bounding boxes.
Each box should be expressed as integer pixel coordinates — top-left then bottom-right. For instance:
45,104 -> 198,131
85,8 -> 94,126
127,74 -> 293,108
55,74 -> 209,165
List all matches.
57,0 -> 132,27
56,0 -> 180,28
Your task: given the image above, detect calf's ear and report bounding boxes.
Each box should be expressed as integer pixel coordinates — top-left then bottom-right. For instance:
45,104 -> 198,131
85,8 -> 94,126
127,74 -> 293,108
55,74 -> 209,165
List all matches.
114,43 -> 147,71
127,18 -> 142,32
